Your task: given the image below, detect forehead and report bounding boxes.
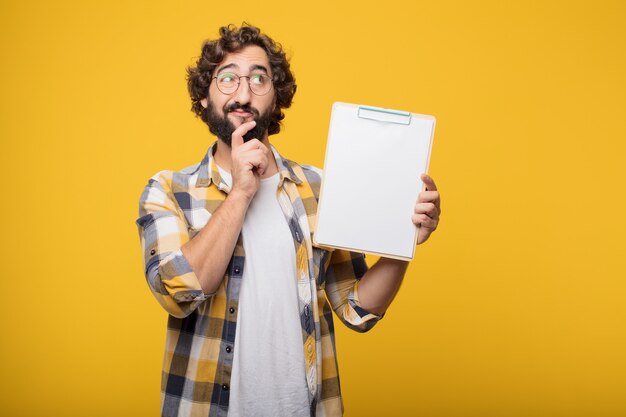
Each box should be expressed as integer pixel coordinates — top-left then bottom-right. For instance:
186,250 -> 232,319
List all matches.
215,45 -> 271,74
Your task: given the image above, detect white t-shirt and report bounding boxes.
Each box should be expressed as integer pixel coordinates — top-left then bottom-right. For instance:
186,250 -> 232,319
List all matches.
219,168 -> 310,417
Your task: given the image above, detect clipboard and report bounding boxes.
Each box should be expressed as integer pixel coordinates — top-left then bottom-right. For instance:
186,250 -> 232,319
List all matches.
313,102 -> 436,260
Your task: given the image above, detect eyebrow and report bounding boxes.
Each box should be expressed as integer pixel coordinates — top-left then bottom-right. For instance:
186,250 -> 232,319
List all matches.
216,63 -> 270,75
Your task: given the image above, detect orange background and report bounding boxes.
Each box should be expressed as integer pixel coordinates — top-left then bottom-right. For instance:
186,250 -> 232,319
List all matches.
1,1 -> 625,415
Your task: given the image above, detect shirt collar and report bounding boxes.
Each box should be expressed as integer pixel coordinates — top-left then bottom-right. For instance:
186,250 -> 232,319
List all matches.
195,141 -> 305,189
271,145 -> 304,187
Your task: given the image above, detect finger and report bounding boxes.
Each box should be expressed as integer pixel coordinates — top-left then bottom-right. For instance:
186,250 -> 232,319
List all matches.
231,120 -> 257,150
244,141 -> 270,175
412,213 -> 438,230
240,149 -> 268,174
256,159 -> 268,176
418,190 -> 440,204
418,191 -> 441,213
414,202 -> 439,218
420,173 -> 438,192
238,149 -> 269,175
238,149 -> 266,166
238,141 -> 269,161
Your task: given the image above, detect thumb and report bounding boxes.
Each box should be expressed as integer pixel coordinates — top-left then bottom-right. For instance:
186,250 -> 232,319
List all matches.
420,173 -> 437,191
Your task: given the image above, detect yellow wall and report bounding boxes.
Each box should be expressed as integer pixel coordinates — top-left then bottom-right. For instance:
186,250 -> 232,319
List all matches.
1,0 -> 625,415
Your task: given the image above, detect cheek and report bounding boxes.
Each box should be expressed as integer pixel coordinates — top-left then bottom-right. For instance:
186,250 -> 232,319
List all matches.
207,86 -> 226,108
208,97 -> 227,114
262,96 -> 277,114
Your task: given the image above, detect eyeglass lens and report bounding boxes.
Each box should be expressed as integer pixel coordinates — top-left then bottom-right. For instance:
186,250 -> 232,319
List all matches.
215,72 -> 272,95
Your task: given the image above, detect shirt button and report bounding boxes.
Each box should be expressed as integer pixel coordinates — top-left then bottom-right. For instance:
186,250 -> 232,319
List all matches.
295,230 -> 301,242
222,384 -> 229,391
229,307 -> 235,314
304,305 -> 310,317
226,346 -> 232,353
234,266 -> 241,274
150,249 -> 156,255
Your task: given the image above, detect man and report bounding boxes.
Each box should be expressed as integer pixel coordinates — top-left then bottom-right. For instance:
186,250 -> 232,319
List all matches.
137,24 -> 441,417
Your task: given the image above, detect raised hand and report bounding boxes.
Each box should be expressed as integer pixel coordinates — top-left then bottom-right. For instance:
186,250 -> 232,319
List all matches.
229,120 -> 271,201
412,174 -> 441,245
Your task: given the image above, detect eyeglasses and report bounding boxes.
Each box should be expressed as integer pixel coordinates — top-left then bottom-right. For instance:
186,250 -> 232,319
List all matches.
212,72 -> 273,96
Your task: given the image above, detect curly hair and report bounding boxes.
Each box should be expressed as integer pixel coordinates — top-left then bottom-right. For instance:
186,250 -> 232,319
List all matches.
187,24 -> 297,136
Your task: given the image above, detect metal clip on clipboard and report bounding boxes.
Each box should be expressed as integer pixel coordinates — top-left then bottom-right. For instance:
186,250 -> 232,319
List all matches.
357,105 -> 412,125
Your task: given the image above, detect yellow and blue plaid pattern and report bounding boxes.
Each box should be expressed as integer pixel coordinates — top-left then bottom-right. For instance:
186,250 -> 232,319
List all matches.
137,143 -> 380,417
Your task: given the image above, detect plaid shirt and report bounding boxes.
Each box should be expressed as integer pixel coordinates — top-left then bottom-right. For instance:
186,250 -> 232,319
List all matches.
137,143 -> 381,417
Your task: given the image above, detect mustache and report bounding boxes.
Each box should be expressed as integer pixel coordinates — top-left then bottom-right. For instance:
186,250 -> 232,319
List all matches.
224,102 -> 259,116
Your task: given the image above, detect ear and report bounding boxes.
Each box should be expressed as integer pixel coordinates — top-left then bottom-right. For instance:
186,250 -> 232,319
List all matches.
200,98 -> 208,109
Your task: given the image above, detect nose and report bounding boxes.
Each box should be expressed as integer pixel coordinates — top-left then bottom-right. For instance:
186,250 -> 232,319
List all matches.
232,77 -> 252,104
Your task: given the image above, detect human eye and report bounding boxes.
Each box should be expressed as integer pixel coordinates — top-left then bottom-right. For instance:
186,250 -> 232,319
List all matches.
249,74 -> 266,85
218,72 -> 237,83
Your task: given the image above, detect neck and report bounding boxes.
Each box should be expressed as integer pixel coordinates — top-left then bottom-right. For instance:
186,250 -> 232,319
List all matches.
213,136 -> 279,179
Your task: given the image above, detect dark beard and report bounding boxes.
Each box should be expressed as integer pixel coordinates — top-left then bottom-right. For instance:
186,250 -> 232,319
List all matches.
205,100 -> 272,146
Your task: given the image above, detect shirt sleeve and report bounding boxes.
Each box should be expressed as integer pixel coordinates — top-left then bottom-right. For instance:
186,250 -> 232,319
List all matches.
136,171 -> 211,318
323,249 -> 381,332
